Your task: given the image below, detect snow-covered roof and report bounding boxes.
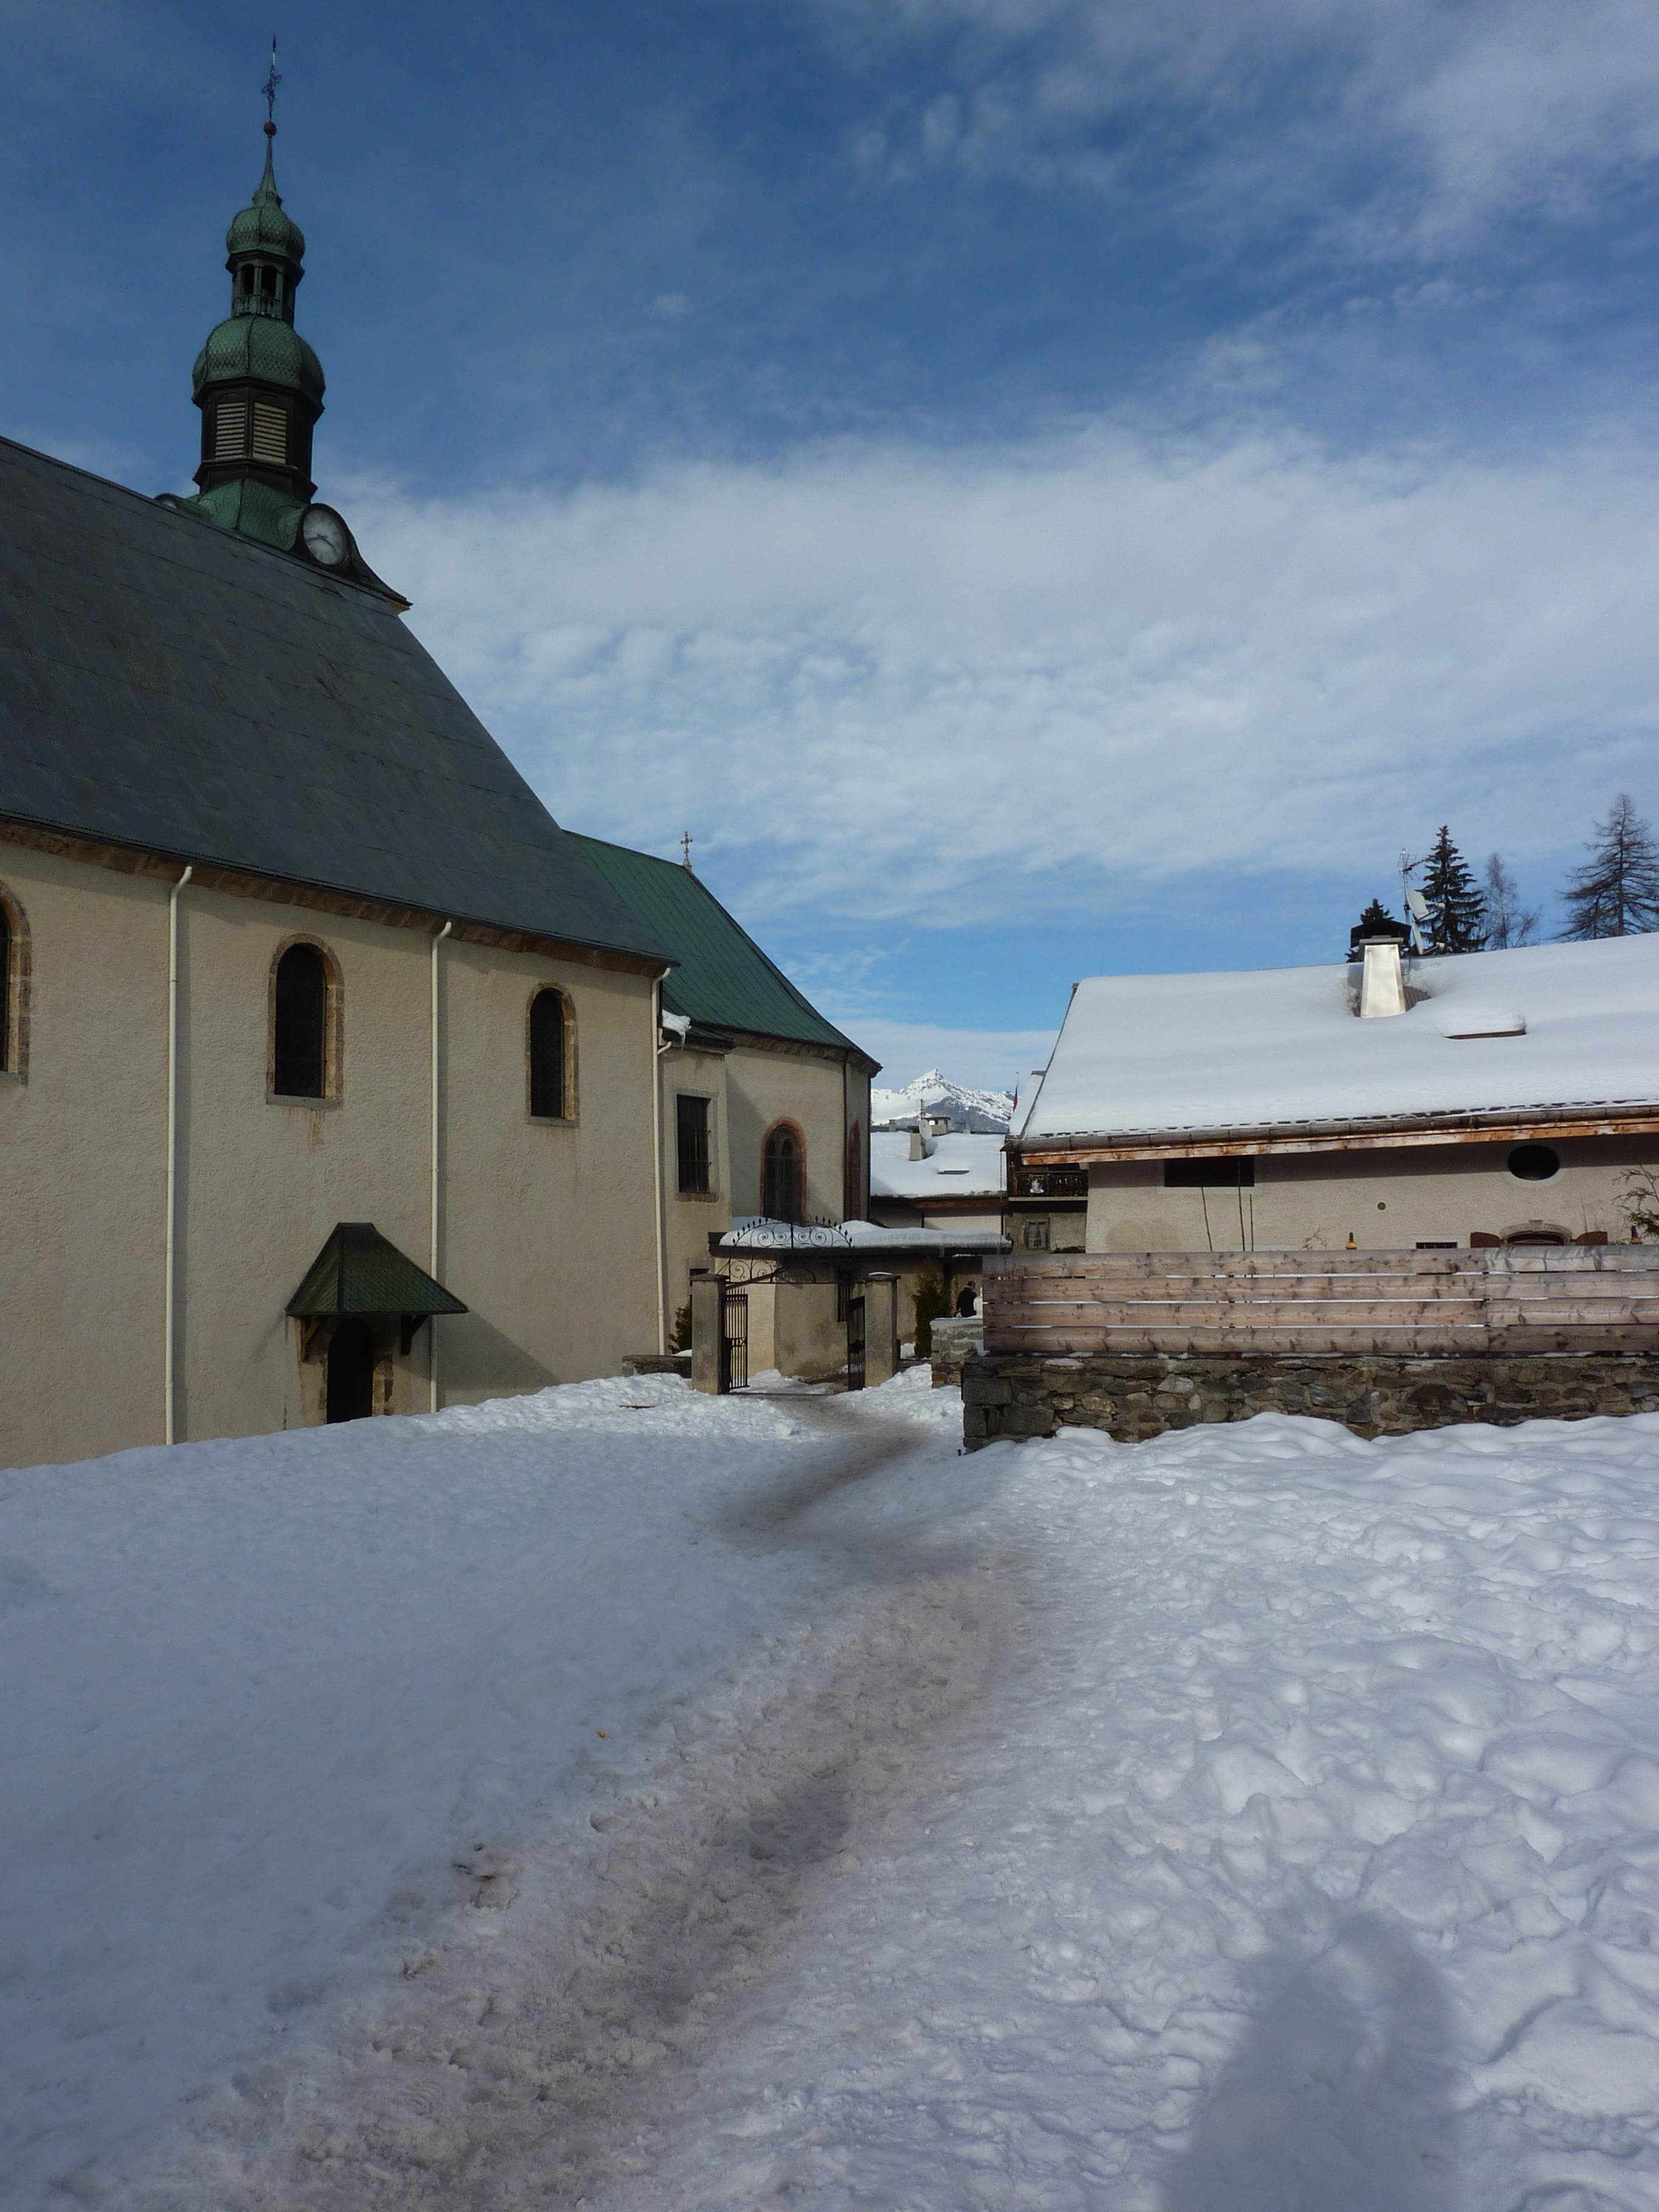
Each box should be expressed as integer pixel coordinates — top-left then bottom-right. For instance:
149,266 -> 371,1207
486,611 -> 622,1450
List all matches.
719,1217 -> 1009,1254
1019,937 -> 1659,1147
870,1131 -> 1008,1201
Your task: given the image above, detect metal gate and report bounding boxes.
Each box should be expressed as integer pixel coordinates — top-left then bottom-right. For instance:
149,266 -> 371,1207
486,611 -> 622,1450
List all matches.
846,1293 -> 866,1392
719,1285 -> 748,1393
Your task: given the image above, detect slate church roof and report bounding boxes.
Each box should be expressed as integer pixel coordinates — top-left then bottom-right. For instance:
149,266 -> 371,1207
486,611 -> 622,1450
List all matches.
565,831 -> 874,1064
0,435 -> 668,964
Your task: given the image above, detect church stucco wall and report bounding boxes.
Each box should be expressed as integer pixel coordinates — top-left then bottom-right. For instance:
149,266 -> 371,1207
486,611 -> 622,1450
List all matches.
1085,1140 -> 1652,1256
724,1043 -> 855,1227
0,843 -> 660,1469
0,845 -> 170,1468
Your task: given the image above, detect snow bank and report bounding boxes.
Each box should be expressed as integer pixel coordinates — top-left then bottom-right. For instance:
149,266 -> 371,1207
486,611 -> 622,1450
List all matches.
5,1370 -> 1659,2207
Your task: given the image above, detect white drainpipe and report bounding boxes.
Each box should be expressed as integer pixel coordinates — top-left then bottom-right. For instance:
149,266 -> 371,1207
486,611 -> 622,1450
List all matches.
164,865 -> 193,1446
652,974 -> 668,1355
430,920 -> 452,1411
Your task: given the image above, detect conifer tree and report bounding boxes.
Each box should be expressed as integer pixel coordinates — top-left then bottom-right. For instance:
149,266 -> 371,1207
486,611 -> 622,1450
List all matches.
1559,794 -> 1659,939
1346,897 -> 1403,960
1418,826 -> 1485,954
1481,853 -> 1540,949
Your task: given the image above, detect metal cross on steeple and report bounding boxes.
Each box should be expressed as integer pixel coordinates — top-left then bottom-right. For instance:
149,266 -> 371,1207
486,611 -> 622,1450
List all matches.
680,832 -> 694,872
262,37 -> 282,132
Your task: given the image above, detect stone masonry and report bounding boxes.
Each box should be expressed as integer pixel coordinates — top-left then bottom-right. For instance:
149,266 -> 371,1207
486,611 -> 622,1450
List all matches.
960,1349 -> 1659,1449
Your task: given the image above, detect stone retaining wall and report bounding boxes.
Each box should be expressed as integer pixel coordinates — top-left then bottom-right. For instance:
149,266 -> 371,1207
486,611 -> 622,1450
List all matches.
961,1350 -> 1659,1448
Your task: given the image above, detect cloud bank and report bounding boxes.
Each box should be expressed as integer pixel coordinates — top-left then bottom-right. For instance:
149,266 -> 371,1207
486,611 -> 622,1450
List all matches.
357,421 -> 1659,933
825,0 -> 1659,256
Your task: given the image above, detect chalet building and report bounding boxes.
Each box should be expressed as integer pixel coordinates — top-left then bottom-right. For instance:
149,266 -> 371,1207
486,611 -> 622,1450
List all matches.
0,129 -> 869,1469
868,1128 -> 1008,1330
1010,936 -> 1659,1253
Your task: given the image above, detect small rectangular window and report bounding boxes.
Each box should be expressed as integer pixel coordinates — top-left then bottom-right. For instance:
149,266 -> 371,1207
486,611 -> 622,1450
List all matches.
1021,1217 -> 1051,1251
1415,1240 -> 1458,1249
251,401 -> 287,463
213,400 -> 249,459
677,1094 -> 711,1195
1163,1159 -> 1255,1188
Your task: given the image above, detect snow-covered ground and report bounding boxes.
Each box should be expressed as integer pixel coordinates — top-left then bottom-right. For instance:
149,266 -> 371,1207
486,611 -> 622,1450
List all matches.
4,1373 -> 1658,2208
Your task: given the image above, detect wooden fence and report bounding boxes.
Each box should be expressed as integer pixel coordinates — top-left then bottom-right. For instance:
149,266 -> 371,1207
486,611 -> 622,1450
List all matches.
984,1248 -> 1659,1358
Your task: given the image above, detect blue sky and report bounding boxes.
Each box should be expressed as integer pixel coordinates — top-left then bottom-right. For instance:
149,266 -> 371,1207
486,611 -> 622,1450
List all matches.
6,0 -> 1659,1087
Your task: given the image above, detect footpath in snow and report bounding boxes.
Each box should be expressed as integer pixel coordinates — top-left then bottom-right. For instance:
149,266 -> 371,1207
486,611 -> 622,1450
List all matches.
2,1369 -> 1658,2208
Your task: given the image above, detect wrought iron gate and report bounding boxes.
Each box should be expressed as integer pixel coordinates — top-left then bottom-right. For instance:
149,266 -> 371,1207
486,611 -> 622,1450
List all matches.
719,1284 -> 748,1393
846,1293 -> 866,1392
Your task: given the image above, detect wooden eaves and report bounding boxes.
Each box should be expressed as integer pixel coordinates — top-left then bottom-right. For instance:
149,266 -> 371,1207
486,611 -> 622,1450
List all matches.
1013,1101 -> 1659,1167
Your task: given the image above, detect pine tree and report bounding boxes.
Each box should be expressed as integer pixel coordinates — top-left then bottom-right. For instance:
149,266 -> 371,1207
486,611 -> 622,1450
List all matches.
1418,826 -> 1485,954
1559,794 -> 1659,939
1347,897 -> 1404,961
1481,853 -> 1540,949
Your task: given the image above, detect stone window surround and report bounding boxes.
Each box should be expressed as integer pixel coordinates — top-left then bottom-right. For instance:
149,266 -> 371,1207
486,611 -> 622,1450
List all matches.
266,931 -> 344,1105
675,1087 -> 720,1201
525,982 -> 578,1124
760,1116 -> 808,1222
0,879 -> 30,1083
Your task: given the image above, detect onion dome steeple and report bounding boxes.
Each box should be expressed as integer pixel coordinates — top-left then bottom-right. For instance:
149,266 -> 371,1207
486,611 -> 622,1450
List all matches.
190,118 -> 325,512
158,52 -> 406,607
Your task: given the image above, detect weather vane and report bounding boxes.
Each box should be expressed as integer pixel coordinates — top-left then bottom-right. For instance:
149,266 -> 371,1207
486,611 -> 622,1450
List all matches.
262,37 -> 281,135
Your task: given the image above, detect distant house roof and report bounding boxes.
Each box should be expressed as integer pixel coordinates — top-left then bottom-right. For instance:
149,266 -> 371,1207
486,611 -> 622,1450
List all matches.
1020,937 -> 1659,1150
870,1131 -> 1007,1201
564,833 -> 874,1065
0,437 -> 668,964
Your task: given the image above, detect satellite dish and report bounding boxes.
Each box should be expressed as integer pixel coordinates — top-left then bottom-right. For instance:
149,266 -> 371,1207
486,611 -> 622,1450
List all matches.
1404,887 -> 1430,920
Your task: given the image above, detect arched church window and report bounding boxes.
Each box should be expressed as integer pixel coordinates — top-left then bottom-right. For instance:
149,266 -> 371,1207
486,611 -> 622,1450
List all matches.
0,883 -> 29,1080
272,941 -> 332,1099
763,1123 -> 803,1224
528,988 -> 570,1119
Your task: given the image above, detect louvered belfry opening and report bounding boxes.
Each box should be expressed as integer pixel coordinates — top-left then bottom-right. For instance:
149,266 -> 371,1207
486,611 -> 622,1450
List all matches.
529,988 -> 566,1118
0,900 -> 9,1074
251,401 -> 287,463
273,943 -> 328,1098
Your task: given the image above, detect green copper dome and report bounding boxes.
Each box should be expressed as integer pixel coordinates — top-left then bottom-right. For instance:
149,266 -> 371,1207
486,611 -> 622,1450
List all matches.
226,141 -> 306,265
192,314 -> 324,406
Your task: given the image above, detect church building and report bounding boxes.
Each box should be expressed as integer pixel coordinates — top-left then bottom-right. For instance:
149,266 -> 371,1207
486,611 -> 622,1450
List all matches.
0,122 -> 870,1469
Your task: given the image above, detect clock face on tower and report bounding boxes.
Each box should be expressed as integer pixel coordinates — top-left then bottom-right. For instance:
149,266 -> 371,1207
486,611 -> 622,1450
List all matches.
300,504 -> 350,568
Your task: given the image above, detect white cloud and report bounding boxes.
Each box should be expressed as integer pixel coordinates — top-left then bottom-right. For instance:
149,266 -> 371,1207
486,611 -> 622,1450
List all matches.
350,421 -> 1659,931
819,0 -> 1659,255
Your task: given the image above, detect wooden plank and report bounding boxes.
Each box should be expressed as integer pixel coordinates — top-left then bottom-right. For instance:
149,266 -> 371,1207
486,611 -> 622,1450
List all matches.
985,1324 -> 1659,1356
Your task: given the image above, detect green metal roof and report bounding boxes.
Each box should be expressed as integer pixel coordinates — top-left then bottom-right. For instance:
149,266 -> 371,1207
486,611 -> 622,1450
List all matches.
286,1222 -> 468,1317
565,834 -> 874,1064
193,313 -> 324,406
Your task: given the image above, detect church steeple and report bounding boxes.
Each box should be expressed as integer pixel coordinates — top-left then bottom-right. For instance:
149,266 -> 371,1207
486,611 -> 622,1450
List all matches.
190,88 -> 325,514
159,55 -> 406,607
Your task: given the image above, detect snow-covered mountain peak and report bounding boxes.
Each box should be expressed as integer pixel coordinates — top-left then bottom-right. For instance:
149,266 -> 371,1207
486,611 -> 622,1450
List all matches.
870,1070 -> 1015,1133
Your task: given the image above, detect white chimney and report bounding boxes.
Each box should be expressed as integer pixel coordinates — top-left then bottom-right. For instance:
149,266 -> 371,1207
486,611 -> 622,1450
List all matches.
909,1127 -> 927,1160
1359,937 -> 1406,1018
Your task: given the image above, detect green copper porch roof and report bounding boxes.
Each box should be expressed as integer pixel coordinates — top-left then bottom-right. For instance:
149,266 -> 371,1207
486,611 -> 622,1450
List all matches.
286,1223 -> 468,1317
564,833 -> 874,1066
